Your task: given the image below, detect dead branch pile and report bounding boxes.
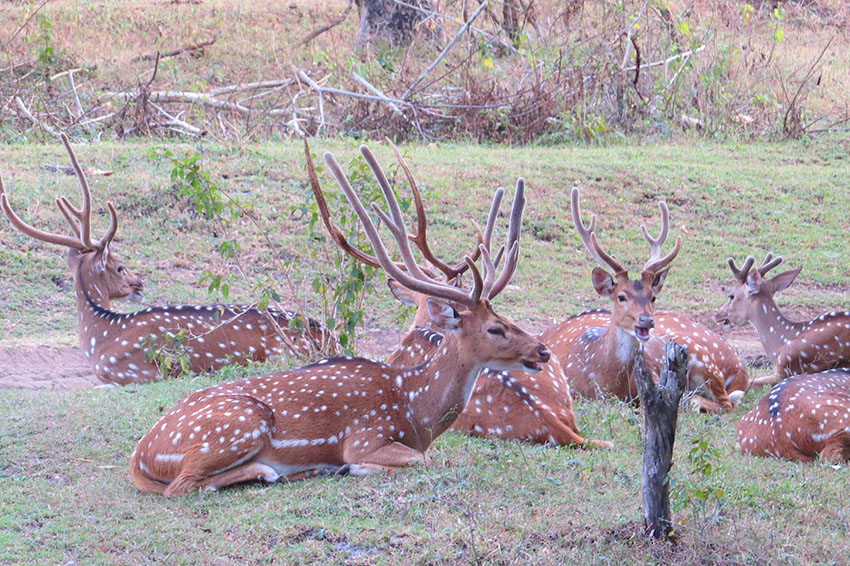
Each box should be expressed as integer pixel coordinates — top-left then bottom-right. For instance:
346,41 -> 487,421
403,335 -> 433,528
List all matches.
1,0 -> 845,143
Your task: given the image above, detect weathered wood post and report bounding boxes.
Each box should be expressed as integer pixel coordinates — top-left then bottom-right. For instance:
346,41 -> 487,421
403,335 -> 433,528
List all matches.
633,339 -> 689,540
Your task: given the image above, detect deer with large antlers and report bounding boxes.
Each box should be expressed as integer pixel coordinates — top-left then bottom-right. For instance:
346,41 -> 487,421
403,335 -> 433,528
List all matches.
130,145 -> 551,496
0,134 -> 324,385
543,188 -> 682,401
717,254 -> 850,387
306,141 -> 609,447
737,369 -> 850,462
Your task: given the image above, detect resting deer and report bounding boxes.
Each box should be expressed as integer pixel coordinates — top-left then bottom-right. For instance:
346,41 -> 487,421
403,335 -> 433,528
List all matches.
305,142 -> 609,447
555,309 -> 747,413
0,134 -> 324,385
717,254 -> 850,387
737,369 -> 850,462
542,188 -> 682,402
130,145 -> 550,496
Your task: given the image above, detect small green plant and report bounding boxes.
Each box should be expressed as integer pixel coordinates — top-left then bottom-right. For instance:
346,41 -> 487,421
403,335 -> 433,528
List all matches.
671,419 -> 727,537
293,150 -> 405,354
142,330 -> 193,379
27,13 -> 63,74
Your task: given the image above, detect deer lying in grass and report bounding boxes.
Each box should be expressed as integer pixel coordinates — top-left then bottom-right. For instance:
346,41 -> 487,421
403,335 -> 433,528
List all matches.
544,189 -> 745,413
0,134 -> 324,385
552,309 -> 747,413
306,141 -> 610,448
130,145 -> 550,496
737,369 -> 850,462
718,254 -> 850,387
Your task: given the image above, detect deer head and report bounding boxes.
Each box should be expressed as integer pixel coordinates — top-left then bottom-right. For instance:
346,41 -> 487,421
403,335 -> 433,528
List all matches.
0,133 -> 144,305
717,253 -> 800,327
570,188 -> 682,344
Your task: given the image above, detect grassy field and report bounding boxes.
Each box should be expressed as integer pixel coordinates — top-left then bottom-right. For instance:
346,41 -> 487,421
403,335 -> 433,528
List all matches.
1,137 -> 850,564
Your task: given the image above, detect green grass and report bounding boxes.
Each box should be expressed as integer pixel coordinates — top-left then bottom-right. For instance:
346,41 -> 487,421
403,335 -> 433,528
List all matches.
1,380 -> 848,565
2,137 -> 850,564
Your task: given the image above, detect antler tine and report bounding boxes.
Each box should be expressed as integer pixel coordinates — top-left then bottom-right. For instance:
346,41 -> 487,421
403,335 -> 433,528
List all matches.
304,140 -> 382,269
60,133 -> 98,250
0,169 -> 87,250
641,199 -> 682,274
98,201 -> 119,249
758,253 -> 783,275
387,139 -> 482,280
359,145 -> 432,282
488,178 -> 525,299
324,150 -> 476,307
570,187 -> 626,275
56,197 -> 81,238
728,256 -> 755,281
640,200 -> 670,262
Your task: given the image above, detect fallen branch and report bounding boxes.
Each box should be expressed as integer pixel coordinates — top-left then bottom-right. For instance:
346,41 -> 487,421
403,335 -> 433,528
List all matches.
42,164 -> 113,176
15,96 -> 60,137
297,0 -> 354,48
402,0 -> 489,100
131,36 -> 217,63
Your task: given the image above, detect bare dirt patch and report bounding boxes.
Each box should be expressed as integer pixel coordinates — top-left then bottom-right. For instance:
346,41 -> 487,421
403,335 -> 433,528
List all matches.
0,346 -> 101,390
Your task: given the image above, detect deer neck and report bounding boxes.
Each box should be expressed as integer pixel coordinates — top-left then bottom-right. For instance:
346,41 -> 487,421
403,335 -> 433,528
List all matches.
748,297 -> 802,362
398,330 -> 486,448
597,324 -> 641,377
73,264 -> 123,360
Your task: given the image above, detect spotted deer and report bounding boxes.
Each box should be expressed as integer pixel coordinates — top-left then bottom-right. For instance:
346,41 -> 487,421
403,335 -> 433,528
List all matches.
542,188 -> 682,402
717,254 -> 850,387
307,141 -> 610,448
333,145 -> 603,447
737,369 -> 850,462
555,309 -> 747,413
130,145 -> 551,496
0,134 -> 324,385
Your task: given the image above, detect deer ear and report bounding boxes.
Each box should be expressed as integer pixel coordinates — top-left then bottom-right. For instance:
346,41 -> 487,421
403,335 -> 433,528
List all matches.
591,267 -> 615,297
66,248 -> 82,269
94,245 -> 110,273
769,267 -> 802,294
746,270 -> 763,295
387,279 -> 419,307
651,269 -> 669,294
425,298 -> 461,330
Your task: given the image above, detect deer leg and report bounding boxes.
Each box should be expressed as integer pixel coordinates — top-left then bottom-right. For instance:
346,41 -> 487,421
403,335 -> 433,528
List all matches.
820,433 -> 850,464
689,393 -> 731,414
345,441 -> 429,476
750,373 -> 782,388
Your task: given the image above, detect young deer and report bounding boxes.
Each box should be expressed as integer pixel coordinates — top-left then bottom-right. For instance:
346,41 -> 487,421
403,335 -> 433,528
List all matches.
0,134 -> 323,385
717,254 -> 850,387
737,369 -> 850,462
307,141 -> 609,447
130,145 -> 550,496
543,188 -> 682,402
555,309 -> 747,413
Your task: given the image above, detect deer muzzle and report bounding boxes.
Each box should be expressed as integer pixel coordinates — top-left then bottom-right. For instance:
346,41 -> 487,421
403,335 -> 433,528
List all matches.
635,315 -> 654,342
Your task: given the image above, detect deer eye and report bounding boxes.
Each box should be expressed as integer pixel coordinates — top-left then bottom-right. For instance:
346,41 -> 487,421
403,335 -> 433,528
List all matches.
650,296 -> 657,303
728,294 -> 734,300
487,327 -> 506,337
617,294 -> 627,302
117,266 -> 125,274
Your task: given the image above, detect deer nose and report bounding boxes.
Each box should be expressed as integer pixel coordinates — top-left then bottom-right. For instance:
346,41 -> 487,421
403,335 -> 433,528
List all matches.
537,345 -> 551,363
637,315 -> 655,329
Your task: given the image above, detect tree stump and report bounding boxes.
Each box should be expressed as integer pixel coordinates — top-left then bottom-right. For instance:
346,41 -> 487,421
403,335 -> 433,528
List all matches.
633,339 -> 689,540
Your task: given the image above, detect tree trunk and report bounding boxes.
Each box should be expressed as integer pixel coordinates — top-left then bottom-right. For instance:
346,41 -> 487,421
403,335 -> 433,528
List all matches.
633,339 -> 689,540
354,0 -> 431,52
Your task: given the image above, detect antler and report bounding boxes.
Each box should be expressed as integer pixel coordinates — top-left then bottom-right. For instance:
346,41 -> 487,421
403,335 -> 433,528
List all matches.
0,133 -> 117,252
570,188 -> 626,275
487,178 -> 524,298
728,253 -> 784,283
640,200 -> 682,274
325,146 -> 517,308
386,140 -> 486,280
